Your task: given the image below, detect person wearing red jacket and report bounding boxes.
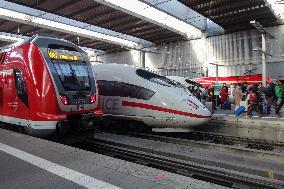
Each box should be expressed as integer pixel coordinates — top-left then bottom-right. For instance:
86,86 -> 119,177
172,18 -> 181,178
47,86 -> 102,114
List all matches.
220,86 -> 228,109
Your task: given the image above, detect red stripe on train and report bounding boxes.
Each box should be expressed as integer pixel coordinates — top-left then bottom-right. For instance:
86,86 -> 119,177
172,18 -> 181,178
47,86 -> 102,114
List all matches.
122,101 -> 210,118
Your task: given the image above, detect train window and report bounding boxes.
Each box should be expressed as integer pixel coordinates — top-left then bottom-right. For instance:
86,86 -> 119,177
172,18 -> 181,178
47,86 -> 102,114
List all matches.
113,82 -> 123,96
136,69 -> 182,88
97,80 -> 115,96
97,80 -> 155,100
126,83 -> 155,100
0,52 -> 6,64
14,70 -> 29,107
48,45 -> 91,91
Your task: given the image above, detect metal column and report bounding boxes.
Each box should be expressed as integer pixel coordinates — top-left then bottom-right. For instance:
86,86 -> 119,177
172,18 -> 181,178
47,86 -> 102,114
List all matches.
215,65 -> 219,83
261,33 -> 266,86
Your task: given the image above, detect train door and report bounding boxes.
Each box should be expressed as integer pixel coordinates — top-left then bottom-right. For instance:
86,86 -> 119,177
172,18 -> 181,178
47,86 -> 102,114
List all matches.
0,76 -> 3,115
0,69 -> 14,118
12,69 -> 29,123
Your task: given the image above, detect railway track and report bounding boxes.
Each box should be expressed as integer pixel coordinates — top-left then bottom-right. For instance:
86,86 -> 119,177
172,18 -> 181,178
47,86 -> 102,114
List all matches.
186,131 -> 284,150
3,121 -> 284,188
104,128 -> 284,151
76,137 -> 284,189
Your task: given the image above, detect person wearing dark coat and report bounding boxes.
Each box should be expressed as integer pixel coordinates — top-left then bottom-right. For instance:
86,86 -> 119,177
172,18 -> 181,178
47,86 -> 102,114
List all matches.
208,87 -> 217,110
247,84 -> 260,116
262,81 -> 277,114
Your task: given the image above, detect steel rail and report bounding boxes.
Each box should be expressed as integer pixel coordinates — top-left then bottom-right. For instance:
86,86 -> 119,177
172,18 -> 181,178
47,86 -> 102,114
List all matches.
108,131 -> 284,163
81,138 -> 284,189
187,131 -> 284,149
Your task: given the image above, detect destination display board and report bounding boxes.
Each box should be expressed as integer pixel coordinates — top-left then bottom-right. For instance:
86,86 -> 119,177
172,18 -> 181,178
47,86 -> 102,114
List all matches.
48,48 -> 82,61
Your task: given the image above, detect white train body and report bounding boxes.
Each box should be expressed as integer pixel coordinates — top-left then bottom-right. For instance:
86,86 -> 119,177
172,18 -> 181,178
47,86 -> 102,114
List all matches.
94,63 -> 211,132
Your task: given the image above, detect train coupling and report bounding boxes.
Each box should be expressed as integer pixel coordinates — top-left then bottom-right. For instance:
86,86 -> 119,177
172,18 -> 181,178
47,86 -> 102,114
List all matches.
56,120 -> 70,136
79,113 -> 97,131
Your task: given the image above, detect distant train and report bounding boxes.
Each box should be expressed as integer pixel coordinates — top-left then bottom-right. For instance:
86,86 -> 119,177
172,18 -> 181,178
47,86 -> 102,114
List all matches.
95,63 -> 211,132
0,35 -> 101,137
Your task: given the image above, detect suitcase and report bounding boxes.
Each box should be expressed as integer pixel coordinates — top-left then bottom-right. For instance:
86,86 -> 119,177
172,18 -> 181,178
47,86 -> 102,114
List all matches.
262,103 -> 268,115
235,106 -> 245,116
240,100 -> 248,111
223,101 -> 231,110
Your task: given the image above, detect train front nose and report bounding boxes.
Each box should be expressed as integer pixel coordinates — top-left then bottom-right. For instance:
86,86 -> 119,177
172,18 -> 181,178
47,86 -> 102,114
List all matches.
196,107 -> 212,125
182,98 -> 212,127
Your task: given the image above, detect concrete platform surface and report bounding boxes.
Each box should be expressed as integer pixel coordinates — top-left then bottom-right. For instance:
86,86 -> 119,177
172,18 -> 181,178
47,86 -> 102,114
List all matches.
198,104 -> 284,142
0,129 -> 228,189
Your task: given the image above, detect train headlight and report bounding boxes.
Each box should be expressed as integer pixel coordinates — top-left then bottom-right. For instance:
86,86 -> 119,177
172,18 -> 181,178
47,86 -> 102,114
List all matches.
90,93 -> 96,104
59,94 -> 70,105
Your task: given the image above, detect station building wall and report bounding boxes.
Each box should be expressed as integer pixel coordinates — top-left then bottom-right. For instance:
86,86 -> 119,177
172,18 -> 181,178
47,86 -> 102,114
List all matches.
98,24 -> 284,80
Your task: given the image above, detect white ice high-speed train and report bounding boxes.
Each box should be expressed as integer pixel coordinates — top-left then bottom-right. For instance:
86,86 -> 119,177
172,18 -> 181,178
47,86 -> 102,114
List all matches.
94,63 -> 211,132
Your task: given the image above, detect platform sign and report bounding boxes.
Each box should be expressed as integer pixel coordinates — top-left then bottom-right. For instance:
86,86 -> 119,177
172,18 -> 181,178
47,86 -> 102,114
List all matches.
213,84 -> 222,95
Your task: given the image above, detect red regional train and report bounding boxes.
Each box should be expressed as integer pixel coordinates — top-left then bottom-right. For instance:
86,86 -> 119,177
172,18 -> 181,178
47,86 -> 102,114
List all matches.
0,35 -> 102,137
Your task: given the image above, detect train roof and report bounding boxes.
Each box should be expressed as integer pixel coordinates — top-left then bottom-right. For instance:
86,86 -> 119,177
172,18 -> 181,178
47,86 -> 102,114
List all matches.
95,63 -> 164,76
0,35 -> 80,53
95,63 -> 138,71
95,63 -> 184,88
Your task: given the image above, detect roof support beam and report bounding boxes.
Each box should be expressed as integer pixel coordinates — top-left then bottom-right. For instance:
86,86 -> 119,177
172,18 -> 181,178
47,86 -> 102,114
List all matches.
94,0 -> 202,38
0,0 -> 153,49
0,32 -> 105,54
142,0 -> 208,30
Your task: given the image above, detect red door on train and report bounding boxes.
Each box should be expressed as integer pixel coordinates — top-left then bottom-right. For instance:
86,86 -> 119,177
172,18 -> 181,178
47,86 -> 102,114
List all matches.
0,69 -> 15,118
11,69 -> 30,123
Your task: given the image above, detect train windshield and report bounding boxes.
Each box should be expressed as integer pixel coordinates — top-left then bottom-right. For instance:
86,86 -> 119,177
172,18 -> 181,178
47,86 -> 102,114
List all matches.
48,45 -> 90,91
136,69 -> 183,88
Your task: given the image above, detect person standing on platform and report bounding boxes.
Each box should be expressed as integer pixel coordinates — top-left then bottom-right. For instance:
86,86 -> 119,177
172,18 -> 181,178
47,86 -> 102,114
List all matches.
263,80 -> 277,114
257,83 -> 267,114
208,87 -> 217,110
234,86 -> 243,111
247,85 -> 260,117
275,80 -> 284,116
201,87 -> 208,103
241,82 -> 248,100
220,86 -> 228,109
194,86 -> 202,101
223,83 -> 229,93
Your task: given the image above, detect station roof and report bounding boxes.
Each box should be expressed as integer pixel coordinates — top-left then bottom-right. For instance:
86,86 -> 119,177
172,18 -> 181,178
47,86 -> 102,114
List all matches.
178,0 -> 280,32
0,18 -> 126,53
3,0 -> 186,45
0,0 -> 282,52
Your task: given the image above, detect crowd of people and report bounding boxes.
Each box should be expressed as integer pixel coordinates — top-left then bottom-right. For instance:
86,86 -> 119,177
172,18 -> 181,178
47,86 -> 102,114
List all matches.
188,80 -> 284,117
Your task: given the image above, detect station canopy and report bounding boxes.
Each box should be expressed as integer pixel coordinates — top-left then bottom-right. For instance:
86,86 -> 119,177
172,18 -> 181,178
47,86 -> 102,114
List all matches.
0,0 -> 283,53
178,0 -> 282,32
0,0 -> 189,53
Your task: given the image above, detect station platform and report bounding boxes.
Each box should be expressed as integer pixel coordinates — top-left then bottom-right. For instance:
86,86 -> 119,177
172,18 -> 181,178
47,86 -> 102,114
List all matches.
198,104 -> 284,142
0,128 -> 227,189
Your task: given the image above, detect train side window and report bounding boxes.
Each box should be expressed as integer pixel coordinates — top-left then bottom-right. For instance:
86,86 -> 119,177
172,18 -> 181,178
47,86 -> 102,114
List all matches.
97,80 -> 114,96
14,69 -> 29,107
130,85 -> 155,100
125,83 -> 154,100
0,52 -> 6,64
122,83 -> 131,97
97,80 -> 154,100
113,82 -> 123,96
